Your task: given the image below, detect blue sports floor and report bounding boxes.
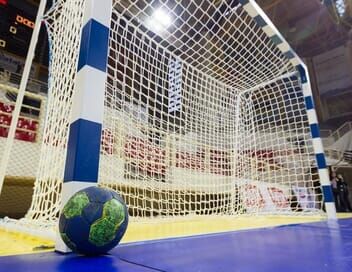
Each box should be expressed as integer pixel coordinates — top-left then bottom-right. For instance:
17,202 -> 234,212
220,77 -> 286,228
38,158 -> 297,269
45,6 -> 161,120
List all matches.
1,218 -> 352,272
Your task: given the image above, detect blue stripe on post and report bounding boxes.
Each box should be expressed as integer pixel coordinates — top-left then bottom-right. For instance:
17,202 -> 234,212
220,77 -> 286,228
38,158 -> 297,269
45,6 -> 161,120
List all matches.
283,50 -> 295,59
77,19 -> 110,72
270,35 -> 283,45
64,119 -> 102,182
239,0 -> 249,4
296,65 -> 308,83
316,153 -> 327,169
310,123 -> 320,138
322,185 -> 334,203
305,96 -> 314,110
253,15 -> 267,27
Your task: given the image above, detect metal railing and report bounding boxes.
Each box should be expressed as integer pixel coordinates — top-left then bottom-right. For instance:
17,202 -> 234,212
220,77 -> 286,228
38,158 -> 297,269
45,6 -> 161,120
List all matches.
320,129 -> 333,138
0,70 -> 47,94
329,121 -> 352,143
0,74 -> 47,144
325,148 -> 352,165
320,122 -> 352,148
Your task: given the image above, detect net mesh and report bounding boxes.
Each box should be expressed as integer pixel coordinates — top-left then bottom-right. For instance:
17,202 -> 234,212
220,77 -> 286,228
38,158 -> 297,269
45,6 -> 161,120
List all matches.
2,0 -> 325,234
0,80 -> 46,181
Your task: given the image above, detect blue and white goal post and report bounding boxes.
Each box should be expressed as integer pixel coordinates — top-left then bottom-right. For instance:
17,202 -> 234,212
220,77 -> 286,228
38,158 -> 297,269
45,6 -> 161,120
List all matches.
239,0 -> 336,219
55,0 -> 112,253
56,0 -> 337,252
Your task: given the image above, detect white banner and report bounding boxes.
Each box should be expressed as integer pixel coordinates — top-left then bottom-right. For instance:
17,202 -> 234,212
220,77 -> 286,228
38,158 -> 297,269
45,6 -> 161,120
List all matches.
0,51 -> 37,76
292,186 -> 316,211
168,58 -> 182,113
240,182 -> 291,213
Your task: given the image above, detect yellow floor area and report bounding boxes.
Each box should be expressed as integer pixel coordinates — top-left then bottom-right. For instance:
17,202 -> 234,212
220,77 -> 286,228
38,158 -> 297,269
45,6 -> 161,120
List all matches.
0,230 -> 54,256
1,213 -> 351,256
123,215 -> 325,243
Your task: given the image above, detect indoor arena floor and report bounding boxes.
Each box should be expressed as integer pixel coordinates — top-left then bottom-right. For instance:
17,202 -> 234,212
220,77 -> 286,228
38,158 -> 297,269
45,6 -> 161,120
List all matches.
0,214 -> 352,271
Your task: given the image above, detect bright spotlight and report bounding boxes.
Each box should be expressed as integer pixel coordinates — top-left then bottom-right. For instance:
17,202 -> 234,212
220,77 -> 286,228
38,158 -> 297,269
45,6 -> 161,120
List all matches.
147,8 -> 172,33
335,0 -> 346,17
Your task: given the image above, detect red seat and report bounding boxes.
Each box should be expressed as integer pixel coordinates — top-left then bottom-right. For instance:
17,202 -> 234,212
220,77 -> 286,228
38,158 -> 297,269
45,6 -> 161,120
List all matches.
27,132 -> 36,142
1,115 -> 11,126
0,127 -> 8,137
28,120 -> 38,131
17,118 -> 25,128
0,113 -> 6,124
3,104 -> 14,113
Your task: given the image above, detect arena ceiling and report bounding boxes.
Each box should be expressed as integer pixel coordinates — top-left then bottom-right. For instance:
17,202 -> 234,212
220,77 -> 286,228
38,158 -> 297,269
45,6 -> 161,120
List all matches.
24,0 -> 352,58
258,0 -> 350,57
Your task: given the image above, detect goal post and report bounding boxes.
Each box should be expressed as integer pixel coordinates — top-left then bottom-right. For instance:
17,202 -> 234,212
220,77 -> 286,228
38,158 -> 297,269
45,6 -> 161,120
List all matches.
55,0 -> 113,252
239,0 -> 336,218
56,0 -> 336,224
0,0 -> 337,242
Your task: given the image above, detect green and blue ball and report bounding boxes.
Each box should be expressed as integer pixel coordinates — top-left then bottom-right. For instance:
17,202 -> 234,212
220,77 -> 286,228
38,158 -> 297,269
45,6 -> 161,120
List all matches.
59,187 -> 128,255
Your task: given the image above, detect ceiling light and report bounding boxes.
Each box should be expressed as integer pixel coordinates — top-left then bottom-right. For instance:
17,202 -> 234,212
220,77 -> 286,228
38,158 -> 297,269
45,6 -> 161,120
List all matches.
147,8 -> 172,33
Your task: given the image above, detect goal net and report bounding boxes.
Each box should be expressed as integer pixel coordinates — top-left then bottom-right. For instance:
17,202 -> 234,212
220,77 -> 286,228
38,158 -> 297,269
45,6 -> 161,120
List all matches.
0,78 -> 46,223
1,0 -> 326,237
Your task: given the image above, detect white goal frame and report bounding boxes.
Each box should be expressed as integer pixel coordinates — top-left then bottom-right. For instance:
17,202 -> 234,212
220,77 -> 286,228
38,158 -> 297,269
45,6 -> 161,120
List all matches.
0,0 -> 337,251
60,0 -> 336,239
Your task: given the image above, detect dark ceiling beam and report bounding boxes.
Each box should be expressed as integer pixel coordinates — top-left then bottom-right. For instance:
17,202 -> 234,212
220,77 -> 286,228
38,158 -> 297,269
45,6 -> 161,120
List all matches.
260,0 -> 284,11
295,29 -> 347,56
25,0 -> 40,6
255,0 -> 349,56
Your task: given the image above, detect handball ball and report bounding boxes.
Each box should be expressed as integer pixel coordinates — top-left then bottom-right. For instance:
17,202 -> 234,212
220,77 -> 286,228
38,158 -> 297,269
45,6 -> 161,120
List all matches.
59,186 -> 128,255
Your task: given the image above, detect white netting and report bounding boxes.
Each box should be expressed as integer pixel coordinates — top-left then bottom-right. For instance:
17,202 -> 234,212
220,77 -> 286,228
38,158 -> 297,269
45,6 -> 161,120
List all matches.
0,0 -> 85,233
0,83 -> 46,179
0,82 -> 46,231
1,0 -> 325,236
